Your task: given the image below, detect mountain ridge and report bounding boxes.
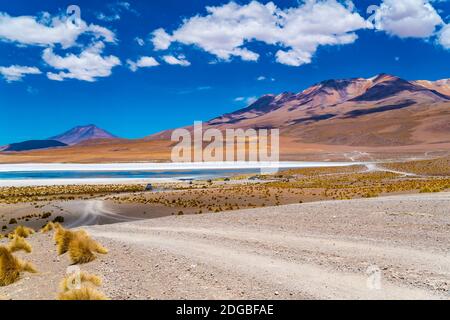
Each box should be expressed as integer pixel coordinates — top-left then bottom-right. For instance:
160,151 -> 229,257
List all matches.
146,73 -> 450,147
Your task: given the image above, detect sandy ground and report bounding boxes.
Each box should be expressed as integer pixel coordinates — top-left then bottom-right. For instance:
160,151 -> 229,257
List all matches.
1,192 -> 449,300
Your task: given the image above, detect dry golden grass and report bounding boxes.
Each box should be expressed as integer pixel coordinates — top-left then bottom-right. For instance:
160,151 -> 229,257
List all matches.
383,156 -> 450,176
0,184 -> 146,204
68,232 -> 108,264
7,235 -> 32,253
59,271 -> 102,292
0,246 -> 37,286
281,165 -> 365,176
10,225 -> 35,238
54,226 -> 108,264
40,222 -> 60,233
54,226 -> 79,255
58,286 -> 108,300
58,271 -> 107,300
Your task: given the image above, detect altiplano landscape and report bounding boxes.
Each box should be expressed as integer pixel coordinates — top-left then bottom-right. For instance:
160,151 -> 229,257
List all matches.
1,72 -> 450,300
1,74 -> 449,163
0,155 -> 449,299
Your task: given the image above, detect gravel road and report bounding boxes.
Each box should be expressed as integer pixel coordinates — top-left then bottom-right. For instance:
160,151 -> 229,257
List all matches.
1,193 -> 449,300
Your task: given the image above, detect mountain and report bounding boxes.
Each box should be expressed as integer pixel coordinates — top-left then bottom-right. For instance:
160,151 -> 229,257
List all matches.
1,74 -> 449,163
412,79 -> 450,96
148,73 -> 450,147
3,140 -> 67,152
49,124 -> 117,145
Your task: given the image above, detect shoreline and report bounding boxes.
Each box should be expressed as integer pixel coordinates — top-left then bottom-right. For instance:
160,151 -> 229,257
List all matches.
0,161 -> 365,172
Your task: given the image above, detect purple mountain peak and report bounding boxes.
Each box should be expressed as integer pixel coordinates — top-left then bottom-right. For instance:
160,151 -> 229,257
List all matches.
49,124 -> 117,145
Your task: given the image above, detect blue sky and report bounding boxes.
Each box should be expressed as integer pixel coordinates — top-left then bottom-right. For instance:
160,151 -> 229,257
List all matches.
0,0 -> 449,145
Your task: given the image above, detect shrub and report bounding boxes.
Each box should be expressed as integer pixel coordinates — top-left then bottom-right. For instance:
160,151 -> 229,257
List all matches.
68,232 -> 108,264
58,287 -> 108,300
58,272 -> 107,300
54,226 -> 108,264
7,236 -> 32,253
53,216 -> 65,223
59,271 -> 102,292
40,222 -> 60,233
0,246 -> 37,286
54,227 -> 81,255
8,219 -> 17,225
41,212 -> 52,219
12,225 -> 35,238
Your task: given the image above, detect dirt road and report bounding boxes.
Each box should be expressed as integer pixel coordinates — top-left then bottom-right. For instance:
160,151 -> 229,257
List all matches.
1,193 -> 449,300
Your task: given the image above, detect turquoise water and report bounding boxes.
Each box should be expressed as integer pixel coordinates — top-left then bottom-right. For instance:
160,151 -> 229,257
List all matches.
0,169 -> 260,180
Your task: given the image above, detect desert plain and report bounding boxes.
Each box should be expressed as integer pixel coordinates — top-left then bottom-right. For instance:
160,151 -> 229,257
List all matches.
0,155 -> 449,300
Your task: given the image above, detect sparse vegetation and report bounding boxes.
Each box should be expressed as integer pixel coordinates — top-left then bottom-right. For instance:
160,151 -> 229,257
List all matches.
59,271 -> 102,292
7,236 -> 32,253
58,286 -> 108,300
10,225 -> 35,238
58,272 -> 107,300
40,222 -> 59,233
0,246 -> 37,286
382,157 -> 450,176
54,226 -> 108,264
0,184 -> 147,204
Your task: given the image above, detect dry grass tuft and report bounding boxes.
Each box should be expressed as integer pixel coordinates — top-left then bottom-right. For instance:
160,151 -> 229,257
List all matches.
58,286 -> 108,300
54,226 -> 107,264
58,271 -> 107,300
68,232 -> 108,264
40,222 -> 60,233
7,235 -> 32,253
11,225 -> 35,238
0,246 -> 37,286
54,226 -> 84,255
59,271 -> 102,292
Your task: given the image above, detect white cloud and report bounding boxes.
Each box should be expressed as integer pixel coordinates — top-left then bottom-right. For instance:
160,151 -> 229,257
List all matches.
439,24 -> 450,48
0,65 -> 41,82
97,12 -> 121,22
162,55 -> 191,66
152,28 -> 172,50
0,12 -> 116,48
43,42 -> 121,82
97,1 -> 139,22
127,56 -> 160,71
151,0 -> 370,66
373,0 -> 443,38
257,75 -> 276,81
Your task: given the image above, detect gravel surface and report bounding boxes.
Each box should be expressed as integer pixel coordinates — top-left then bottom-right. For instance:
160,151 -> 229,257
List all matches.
1,192 -> 449,300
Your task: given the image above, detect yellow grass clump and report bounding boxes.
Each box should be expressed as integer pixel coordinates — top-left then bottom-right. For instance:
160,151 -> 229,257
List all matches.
59,271 -> 102,292
58,286 -> 108,300
54,226 -> 108,264
40,222 -> 60,233
11,225 -> 35,238
58,271 -> 108,300
54,226 -> 81,255
0,246 -> 37,286
7,235 -> 32,253
68,232 -> 108,264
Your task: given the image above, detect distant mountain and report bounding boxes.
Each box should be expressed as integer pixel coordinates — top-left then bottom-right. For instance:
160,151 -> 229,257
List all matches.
2,74 -> 449,163
3,140 -> 67,152
148,73 -> 450,147
49,124 -> 117,145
